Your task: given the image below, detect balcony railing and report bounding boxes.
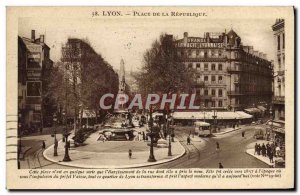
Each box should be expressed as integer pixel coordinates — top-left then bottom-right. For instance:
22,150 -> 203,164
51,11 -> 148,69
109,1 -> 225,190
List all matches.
227,67 -> 243,73
227,91 -> 244,96
194,81 -> 205,88
272,96 -> 285,104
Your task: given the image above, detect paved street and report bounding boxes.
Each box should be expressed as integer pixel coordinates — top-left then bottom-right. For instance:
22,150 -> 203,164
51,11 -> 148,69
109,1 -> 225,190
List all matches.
20,124 -> 269,169
149,124 -> 269,169
20,133 -> 72,169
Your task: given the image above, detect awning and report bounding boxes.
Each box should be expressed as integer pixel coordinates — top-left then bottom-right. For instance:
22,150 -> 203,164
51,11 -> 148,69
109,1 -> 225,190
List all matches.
194,121 -> 210,126
257,106 -> 267,112
172,111 -> 253,120
272,127 -> 285,134
244,108 -> 262,114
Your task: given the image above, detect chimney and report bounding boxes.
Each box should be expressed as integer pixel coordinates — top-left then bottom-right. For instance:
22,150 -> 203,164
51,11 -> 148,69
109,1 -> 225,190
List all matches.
183,32 -> 188,44
31,30 -> 35,42
40,35 -> 44,43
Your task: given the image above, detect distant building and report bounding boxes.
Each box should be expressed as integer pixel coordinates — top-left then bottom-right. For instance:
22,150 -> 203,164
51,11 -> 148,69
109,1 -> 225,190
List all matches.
18,30 -> 53,130
272,19 -> 285,121
173,30 -> 273,113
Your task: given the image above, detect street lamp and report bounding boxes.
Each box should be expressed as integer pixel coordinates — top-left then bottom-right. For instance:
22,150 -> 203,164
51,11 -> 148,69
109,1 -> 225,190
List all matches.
147,106 -> 156,162
212,110 -> 218,133
167,115 -> 172,156
62,111 -> 71,162
53,113 -> 58,156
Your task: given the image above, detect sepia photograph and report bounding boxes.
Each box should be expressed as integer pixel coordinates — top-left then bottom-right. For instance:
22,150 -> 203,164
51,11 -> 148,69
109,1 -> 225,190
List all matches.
6,6 -> 294,189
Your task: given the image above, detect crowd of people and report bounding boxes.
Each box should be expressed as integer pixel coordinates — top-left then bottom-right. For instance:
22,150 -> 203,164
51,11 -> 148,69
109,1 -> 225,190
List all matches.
254,142 -> 281,163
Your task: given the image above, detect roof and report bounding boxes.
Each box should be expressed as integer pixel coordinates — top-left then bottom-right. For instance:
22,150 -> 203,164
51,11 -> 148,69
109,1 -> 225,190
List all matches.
244,108 -> 262,114
194,121 -> 210,126
172,111 -> 253,120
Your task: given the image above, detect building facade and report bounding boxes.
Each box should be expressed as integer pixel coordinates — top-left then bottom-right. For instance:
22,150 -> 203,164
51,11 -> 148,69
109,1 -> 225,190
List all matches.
18,30 -> 53,131
174,30 -> 273,112
272,19 -> 285,121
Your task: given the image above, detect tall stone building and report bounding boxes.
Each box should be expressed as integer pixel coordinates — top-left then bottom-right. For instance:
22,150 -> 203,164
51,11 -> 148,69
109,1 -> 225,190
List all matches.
18,30 -> 54,130
173,30 -> 273,112
272,19 -> 285,121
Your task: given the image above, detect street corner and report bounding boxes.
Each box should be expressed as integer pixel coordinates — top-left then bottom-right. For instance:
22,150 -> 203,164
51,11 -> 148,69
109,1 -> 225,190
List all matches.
42,138 -> 186,169
245,149 -> 275,167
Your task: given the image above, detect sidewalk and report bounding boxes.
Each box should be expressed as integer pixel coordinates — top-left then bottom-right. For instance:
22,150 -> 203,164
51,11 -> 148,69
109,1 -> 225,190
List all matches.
246,149 -> 281,167
245,141 -> 282,167
43,132 -> 186,169
213,127 -> 241,135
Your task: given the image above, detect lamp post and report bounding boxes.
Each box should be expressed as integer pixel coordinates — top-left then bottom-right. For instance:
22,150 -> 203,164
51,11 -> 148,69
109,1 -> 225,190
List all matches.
212,110 -> 218,133
62,111 -> 71,162
147,106 -> 156,162
53,113 -> 58,156
167,114 -> 172,156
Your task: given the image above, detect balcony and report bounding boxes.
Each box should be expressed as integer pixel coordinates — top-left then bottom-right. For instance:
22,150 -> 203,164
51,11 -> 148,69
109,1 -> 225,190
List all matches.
194,81 -> 205,88
227,91 -> 244,96
227,67 -> 243,73
272,96 -> 285,105
202,95 -> 213,100
233,79 -> 240,84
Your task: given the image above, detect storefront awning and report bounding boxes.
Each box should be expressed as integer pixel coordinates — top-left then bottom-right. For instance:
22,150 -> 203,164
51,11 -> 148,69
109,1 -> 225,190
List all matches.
172,111 -> 253,120
272,127 -> 285,134
244,108 -> 262,114
257,106 -> 267,112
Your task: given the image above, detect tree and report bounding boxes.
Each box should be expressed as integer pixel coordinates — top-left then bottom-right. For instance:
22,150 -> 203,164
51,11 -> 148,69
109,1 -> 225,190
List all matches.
48,38 -> 119,132
135,34 -> 194,96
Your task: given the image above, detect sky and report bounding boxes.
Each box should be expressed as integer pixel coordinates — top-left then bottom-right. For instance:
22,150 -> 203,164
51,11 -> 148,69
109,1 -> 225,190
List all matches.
19,17 -> 277,72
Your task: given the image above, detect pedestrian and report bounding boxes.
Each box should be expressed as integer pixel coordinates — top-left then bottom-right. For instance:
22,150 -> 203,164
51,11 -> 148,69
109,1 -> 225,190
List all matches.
261,143 -> 266,157
276,146 -> 281,157
187,136 -> 191,145
254,143 -> 258,155
142,131 -> 145,141
128,149 -> 132,159
42,141 -> 46,150
269,150 -> 274,163
216,142 -> 220,151
242,131 -> 245,137
219,162 -> 224,168
257,144 -> 261,155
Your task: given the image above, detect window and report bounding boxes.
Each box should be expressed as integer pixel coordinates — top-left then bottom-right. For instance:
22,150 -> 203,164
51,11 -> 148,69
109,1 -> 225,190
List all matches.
205,100 -> 209,107
211,101 -> 215,107
218,64 -> 223,71
204,76 -> 209,82
204,89 -> 209,95
218,76 -> 223,83
218,89 -> 223,97
188,63 -> 193,69
204,51 -> 208,58
218,50 -> 222,57
204,63 -> 208,71
181,51 -> 184,56
211,75 -> 216,83
196,63 -> 200,69
188,50 -> 192,56
211,50 -> 215,57
218,100 -> 223,107
277,35 -> 280,50
211,64 -> 216,71
196,50 -> 200,56
283,33 -> 285,49
211,89 -> 216,96
278,56 -> 281,69
197,75 -> 201,79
